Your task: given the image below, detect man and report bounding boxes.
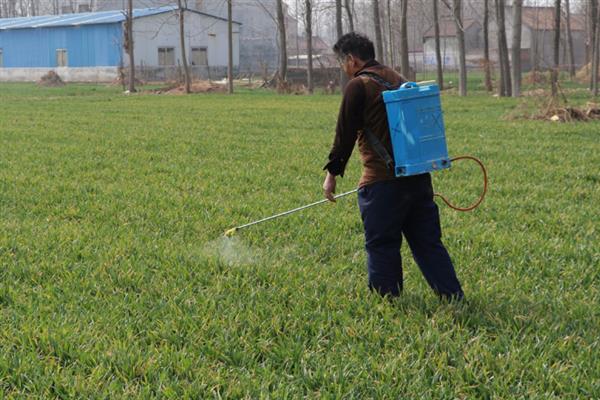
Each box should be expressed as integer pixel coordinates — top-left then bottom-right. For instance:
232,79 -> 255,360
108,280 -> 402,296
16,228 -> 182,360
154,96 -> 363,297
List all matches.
322,33 -> 464,300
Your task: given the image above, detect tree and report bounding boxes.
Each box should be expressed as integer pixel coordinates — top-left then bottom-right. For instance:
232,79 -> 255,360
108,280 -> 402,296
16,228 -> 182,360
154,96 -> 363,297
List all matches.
587,0 -> 597,65
336,0 -> 345,89
440,0 -> 466,94
227,0 -> 234,94
552,0 -> 561,97
483,0 -> 493,91
177,0 -> 191,94
399,0 -> 409,77
373,0 -> 384,61
433,0 -> 444,89
344,0 -> 354,32
387,0 -> 395,69
564,0 -> 576,78
495,0 -> 512,97
276,0 -> 287,88
453,0 -> 467,96
593,0 -> 600,95
125,0 -> 136,93
511,0 -> 523,97
305,0 -> 314,94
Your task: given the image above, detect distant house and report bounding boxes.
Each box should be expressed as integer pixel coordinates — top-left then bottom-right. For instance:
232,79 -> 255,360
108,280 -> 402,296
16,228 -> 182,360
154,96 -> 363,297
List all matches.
422,6 -> 587,73
0,6 -> 241,82
423,19 -> 483,70
200,0 -> 299,74
8,0 -> 300,75
505,6 -> 587,71
287,36 -> 335,68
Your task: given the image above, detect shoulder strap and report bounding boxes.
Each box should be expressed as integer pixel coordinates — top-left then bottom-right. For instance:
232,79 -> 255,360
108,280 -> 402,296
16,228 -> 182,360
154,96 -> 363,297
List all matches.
356,71 -> 397,173
357,71 -> 399,90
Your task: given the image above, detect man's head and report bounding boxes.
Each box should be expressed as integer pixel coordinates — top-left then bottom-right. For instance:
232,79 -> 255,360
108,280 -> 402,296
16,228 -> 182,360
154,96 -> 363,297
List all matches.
333,33 -> 375,77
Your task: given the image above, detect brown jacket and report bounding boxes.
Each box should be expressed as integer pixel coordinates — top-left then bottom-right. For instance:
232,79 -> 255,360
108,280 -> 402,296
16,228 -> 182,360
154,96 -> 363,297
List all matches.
324,60 -> 405,187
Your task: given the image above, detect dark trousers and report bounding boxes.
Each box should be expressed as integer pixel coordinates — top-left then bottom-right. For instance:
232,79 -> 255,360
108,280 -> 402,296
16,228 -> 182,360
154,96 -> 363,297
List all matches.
357,174 -> 464,299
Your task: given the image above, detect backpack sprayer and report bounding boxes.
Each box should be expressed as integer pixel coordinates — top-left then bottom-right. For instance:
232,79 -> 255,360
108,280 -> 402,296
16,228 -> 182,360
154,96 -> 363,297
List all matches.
224,80 -> 487,238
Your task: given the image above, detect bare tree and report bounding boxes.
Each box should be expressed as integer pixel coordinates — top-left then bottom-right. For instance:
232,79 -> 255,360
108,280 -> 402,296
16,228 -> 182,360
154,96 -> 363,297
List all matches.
552,0 -> 561,97
433,0 -> 444,89
306,0 -> 314,94
440,0 -> 466,94
336,0 -> 346,89
276,0 -> 287,87
483,0 -> 493,91
227,0 -> 233,94
125,0 -> 136,93
387,0 -> 395,68
336,0 -> 343,40
495,0 -> 512,97
593,0 -> 599,95
177,0 -> 191,94
344,0 -> 354,32
589,0 -> 598,87
511,0 -> 523,97
373,0 -> 384,60
399,0 -> 409,77
564,0 -> 576,78
587,0 -> 597,65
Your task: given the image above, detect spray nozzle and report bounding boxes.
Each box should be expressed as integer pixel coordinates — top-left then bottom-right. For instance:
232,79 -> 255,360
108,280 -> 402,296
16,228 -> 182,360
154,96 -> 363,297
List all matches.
224,227 -> 238,238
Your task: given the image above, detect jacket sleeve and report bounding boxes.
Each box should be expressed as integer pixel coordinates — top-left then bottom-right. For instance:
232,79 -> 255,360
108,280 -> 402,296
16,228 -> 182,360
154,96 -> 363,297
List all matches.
323,78 -> 366,177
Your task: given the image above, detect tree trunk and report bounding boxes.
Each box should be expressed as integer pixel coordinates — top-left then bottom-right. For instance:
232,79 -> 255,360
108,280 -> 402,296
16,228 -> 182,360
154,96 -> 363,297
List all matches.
590,0 -> 598,90
433,0 -> 444,89
126,0 -> 136,93
306,0 -> 314,94
400,0 -> 409,76
387,0 -> 395,68
483,0 -> 492,91
336,0 -> 346,89
178,1 -> 191,94
373,0 -> 384,61
588,0 -> 597,66
511,0 -> 522,97
564,0 -> 576,78
593,1 -> 600,96
381,4 -> 388,64
344,0 -> 354,32
551,0 -> 561,97
227,0 -> 233,94
495,0 -> 511,97
453,0 -> 467,96
276,0 -> 287,87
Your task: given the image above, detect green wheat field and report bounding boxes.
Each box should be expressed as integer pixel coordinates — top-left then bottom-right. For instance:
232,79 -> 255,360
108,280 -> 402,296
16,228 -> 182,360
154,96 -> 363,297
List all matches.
0,82 -> 598,398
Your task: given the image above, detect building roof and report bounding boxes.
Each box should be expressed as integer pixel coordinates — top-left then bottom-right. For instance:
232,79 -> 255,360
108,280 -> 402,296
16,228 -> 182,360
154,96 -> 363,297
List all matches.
288,36 -> 331,54
522,7 -> 585,31
0,6 -> 241,31
423,19 -> 479,39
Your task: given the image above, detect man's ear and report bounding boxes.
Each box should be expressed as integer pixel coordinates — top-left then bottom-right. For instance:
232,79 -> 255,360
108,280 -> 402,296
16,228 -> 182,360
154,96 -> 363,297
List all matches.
347,54 -> 356,67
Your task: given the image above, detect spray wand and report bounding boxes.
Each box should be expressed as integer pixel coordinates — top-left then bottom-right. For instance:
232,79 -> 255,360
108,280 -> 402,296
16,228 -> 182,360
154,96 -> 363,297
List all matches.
224,155 -> 487,237
224,189 -> 358,237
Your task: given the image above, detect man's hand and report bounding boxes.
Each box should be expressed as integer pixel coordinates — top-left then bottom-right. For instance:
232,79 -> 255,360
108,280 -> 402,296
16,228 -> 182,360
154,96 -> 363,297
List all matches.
322,172 -> 337,202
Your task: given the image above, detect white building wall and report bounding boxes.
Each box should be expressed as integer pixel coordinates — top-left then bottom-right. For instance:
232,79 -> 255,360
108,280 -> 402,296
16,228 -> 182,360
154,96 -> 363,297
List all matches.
424,37 -> 459,69
129,10 -> 239,68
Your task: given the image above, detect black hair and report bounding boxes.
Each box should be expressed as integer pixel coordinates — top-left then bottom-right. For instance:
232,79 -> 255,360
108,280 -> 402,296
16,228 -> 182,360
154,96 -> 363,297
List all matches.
333,32 -> 375,62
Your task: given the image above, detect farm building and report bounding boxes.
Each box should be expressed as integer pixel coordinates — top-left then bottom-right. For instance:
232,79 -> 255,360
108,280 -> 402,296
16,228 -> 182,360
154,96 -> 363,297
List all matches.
423,19 -> 483,70
0,6 -> 241,82
25,0 -> 299,74
422,6 -> 587,73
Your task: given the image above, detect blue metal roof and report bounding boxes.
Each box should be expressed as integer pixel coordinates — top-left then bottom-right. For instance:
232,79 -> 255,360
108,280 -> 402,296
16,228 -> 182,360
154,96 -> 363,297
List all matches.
0,6 -> 240,30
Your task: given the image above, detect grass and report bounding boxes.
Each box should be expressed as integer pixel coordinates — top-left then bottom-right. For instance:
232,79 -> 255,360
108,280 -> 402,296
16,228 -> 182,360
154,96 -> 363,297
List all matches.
0,82 -> 599,398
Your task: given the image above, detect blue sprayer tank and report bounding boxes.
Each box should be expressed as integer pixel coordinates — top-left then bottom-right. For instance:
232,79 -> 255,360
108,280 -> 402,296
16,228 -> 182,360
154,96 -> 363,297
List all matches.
382,82 -> 451,177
